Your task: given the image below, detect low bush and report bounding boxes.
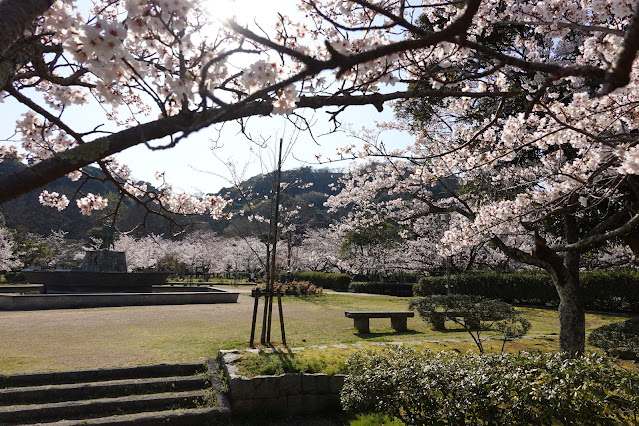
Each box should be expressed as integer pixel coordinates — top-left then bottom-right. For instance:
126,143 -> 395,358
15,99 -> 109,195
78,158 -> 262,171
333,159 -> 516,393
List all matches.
257,280 -> 323,296
410,295 -> 531,354
280,271 -> 351,290
2,271 -> 26,283
414,270 -> 639,311
348,282 -> 414,297
350,413 -> 405,426
588,317 -> 639,361
341,347 -> 639,425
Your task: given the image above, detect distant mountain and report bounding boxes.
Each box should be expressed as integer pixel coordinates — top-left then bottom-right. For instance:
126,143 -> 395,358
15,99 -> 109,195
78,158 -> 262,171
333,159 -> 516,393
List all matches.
0,161 -> 346,239
0,161 -> 455,239
0,160 -> 167,239
208,167 -> 345,236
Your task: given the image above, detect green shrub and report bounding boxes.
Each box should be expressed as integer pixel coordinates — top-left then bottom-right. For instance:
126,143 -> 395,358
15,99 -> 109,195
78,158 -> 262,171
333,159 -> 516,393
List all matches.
2,271 -> 26,283
580,270 -> 639,311
341,347 -> 639,425
258,280 -> 323,296
350,413 -> 405,426
414,270 -> 639,312
410,295 -> 531,354
280,271 -> 351,290
349,282 -> 414,297
588,318 -> 639,361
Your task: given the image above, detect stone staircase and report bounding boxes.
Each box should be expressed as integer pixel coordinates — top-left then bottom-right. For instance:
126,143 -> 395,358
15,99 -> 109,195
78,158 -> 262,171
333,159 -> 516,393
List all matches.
0,361 -> 230,425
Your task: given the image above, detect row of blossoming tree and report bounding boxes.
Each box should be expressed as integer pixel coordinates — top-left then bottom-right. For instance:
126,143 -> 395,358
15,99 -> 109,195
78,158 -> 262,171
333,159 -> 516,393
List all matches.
1,0 -> 638,353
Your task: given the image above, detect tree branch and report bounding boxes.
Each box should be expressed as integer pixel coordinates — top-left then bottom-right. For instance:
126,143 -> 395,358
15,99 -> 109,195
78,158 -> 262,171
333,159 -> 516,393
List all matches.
599,1 -> 639,95
549,211 -> 639,252
0,0 -> 54,57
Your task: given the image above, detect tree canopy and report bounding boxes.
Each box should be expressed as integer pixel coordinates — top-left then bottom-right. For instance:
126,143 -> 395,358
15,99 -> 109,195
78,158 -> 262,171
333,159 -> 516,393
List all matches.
1,0 -> 639,353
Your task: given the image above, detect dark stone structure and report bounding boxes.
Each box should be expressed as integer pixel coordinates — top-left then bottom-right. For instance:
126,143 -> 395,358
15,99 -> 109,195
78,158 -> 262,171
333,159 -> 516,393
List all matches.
23,270 -> 170,293
24,249 -> 169,294
81,251 -> 127,272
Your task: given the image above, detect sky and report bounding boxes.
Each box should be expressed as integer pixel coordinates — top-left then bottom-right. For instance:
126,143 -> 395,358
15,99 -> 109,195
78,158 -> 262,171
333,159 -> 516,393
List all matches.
0,0 -> 415,195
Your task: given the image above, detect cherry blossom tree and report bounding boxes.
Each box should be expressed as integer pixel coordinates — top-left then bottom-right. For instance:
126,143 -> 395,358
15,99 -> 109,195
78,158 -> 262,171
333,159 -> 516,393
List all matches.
0,226 -> 21,271
322,0 -> 639,354
113,233 -> 166,271
0,0 -> 638,353
297,227 -> 343,272
46,229 -> 83,268
0,0 -> 630,211
218,237 -> 264,275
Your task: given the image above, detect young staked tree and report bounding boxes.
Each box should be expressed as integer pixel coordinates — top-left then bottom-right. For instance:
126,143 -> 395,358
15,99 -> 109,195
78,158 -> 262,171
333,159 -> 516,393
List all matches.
214,134 -> 298,345
0,1 -> 638,353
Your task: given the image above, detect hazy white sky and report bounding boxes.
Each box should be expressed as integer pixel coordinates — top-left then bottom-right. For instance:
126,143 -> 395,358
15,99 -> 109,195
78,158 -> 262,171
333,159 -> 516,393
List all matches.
0,0 -> 414,194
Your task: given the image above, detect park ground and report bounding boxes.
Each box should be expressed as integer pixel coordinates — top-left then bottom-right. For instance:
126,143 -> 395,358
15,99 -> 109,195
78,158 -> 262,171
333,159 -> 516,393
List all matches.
0,287 -> 634,374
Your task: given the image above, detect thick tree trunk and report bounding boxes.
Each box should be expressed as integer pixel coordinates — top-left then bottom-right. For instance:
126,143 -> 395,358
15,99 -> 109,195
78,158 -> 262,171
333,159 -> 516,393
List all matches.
525,218 -> 585,355
550,250 -> 585,355
554,273 -> 585,354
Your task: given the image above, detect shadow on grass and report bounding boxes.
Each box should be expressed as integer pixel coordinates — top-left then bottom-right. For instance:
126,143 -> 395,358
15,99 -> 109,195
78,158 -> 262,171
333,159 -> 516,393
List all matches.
270,345 -> 296,371
353,329 -> 423,339
293,294 -> 342,306
429,328 -> 480,334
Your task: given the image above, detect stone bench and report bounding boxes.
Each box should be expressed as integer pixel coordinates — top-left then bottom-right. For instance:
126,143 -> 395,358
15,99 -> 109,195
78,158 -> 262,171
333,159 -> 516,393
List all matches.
426,311 -> 480,331
345,311 -> 414,333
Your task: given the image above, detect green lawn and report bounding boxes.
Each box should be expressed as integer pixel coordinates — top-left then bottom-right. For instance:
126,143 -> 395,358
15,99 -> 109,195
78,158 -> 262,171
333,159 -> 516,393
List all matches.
0,290 -> 632,374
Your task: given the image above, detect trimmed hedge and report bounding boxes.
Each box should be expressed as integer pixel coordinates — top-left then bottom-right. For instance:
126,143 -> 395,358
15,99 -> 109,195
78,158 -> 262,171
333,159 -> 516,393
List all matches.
341,347 -> 639,425
588,318 -> 639,361
349,282 -> 415,297
1,272 -> 26,283
280,271 -> 351,290
257,280 -> 323,296
414,270 -> 639,312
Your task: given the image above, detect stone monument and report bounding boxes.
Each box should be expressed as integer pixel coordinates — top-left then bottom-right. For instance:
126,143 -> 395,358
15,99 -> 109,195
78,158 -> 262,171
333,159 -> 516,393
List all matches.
82,225 -> 127,272
23,225 -> 170,293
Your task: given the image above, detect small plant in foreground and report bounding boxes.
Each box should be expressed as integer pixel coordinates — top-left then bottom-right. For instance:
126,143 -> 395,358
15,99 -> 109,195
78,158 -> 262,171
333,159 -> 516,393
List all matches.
341,347 -> 639,425
410,294 -> 531,354
350,413 -> 405,426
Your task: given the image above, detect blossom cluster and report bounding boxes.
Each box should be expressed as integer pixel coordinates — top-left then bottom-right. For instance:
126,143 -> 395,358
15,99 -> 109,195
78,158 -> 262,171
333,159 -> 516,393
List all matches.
39,191 -> 70,211
76,193 -> 109,215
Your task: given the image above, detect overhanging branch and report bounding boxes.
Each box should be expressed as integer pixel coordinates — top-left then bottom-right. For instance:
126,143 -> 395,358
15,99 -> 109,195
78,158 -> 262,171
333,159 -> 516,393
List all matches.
0,88 -> 516,203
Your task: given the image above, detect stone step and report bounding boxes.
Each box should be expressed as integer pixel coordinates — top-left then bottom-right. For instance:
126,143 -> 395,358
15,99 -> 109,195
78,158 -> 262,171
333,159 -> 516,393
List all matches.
0,375 -> 210,406
0,390 -> 209,424
29,407 -> 227,425
0,363 -> 206,388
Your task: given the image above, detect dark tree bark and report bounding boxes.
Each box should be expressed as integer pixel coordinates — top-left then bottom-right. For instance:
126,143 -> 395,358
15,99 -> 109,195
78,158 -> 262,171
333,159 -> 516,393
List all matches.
0,0 -> 54,56
553,263 -> 585,354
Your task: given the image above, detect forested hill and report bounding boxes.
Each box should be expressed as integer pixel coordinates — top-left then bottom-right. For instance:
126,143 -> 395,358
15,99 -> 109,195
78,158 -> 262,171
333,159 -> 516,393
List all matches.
0,159 -> 121,239
0,161 -> 455,239
0,162 -> 346,239
211,167 -> 345,236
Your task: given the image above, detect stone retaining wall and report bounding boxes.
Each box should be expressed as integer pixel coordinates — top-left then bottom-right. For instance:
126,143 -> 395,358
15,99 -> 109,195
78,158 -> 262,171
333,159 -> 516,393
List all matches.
218,350 -> 345,416
0,290 -> 239,310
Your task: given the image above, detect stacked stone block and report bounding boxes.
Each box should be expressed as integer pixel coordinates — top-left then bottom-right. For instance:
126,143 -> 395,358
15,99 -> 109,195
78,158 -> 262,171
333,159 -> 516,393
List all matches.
219,350 -> 345,416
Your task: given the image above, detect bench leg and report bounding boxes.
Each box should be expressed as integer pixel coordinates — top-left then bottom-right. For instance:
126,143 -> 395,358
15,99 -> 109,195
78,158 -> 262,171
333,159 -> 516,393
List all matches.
353,317 -> 370,333
391,317 -> 408,331
432,313 -> 446,331
466,318 -> 480,330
